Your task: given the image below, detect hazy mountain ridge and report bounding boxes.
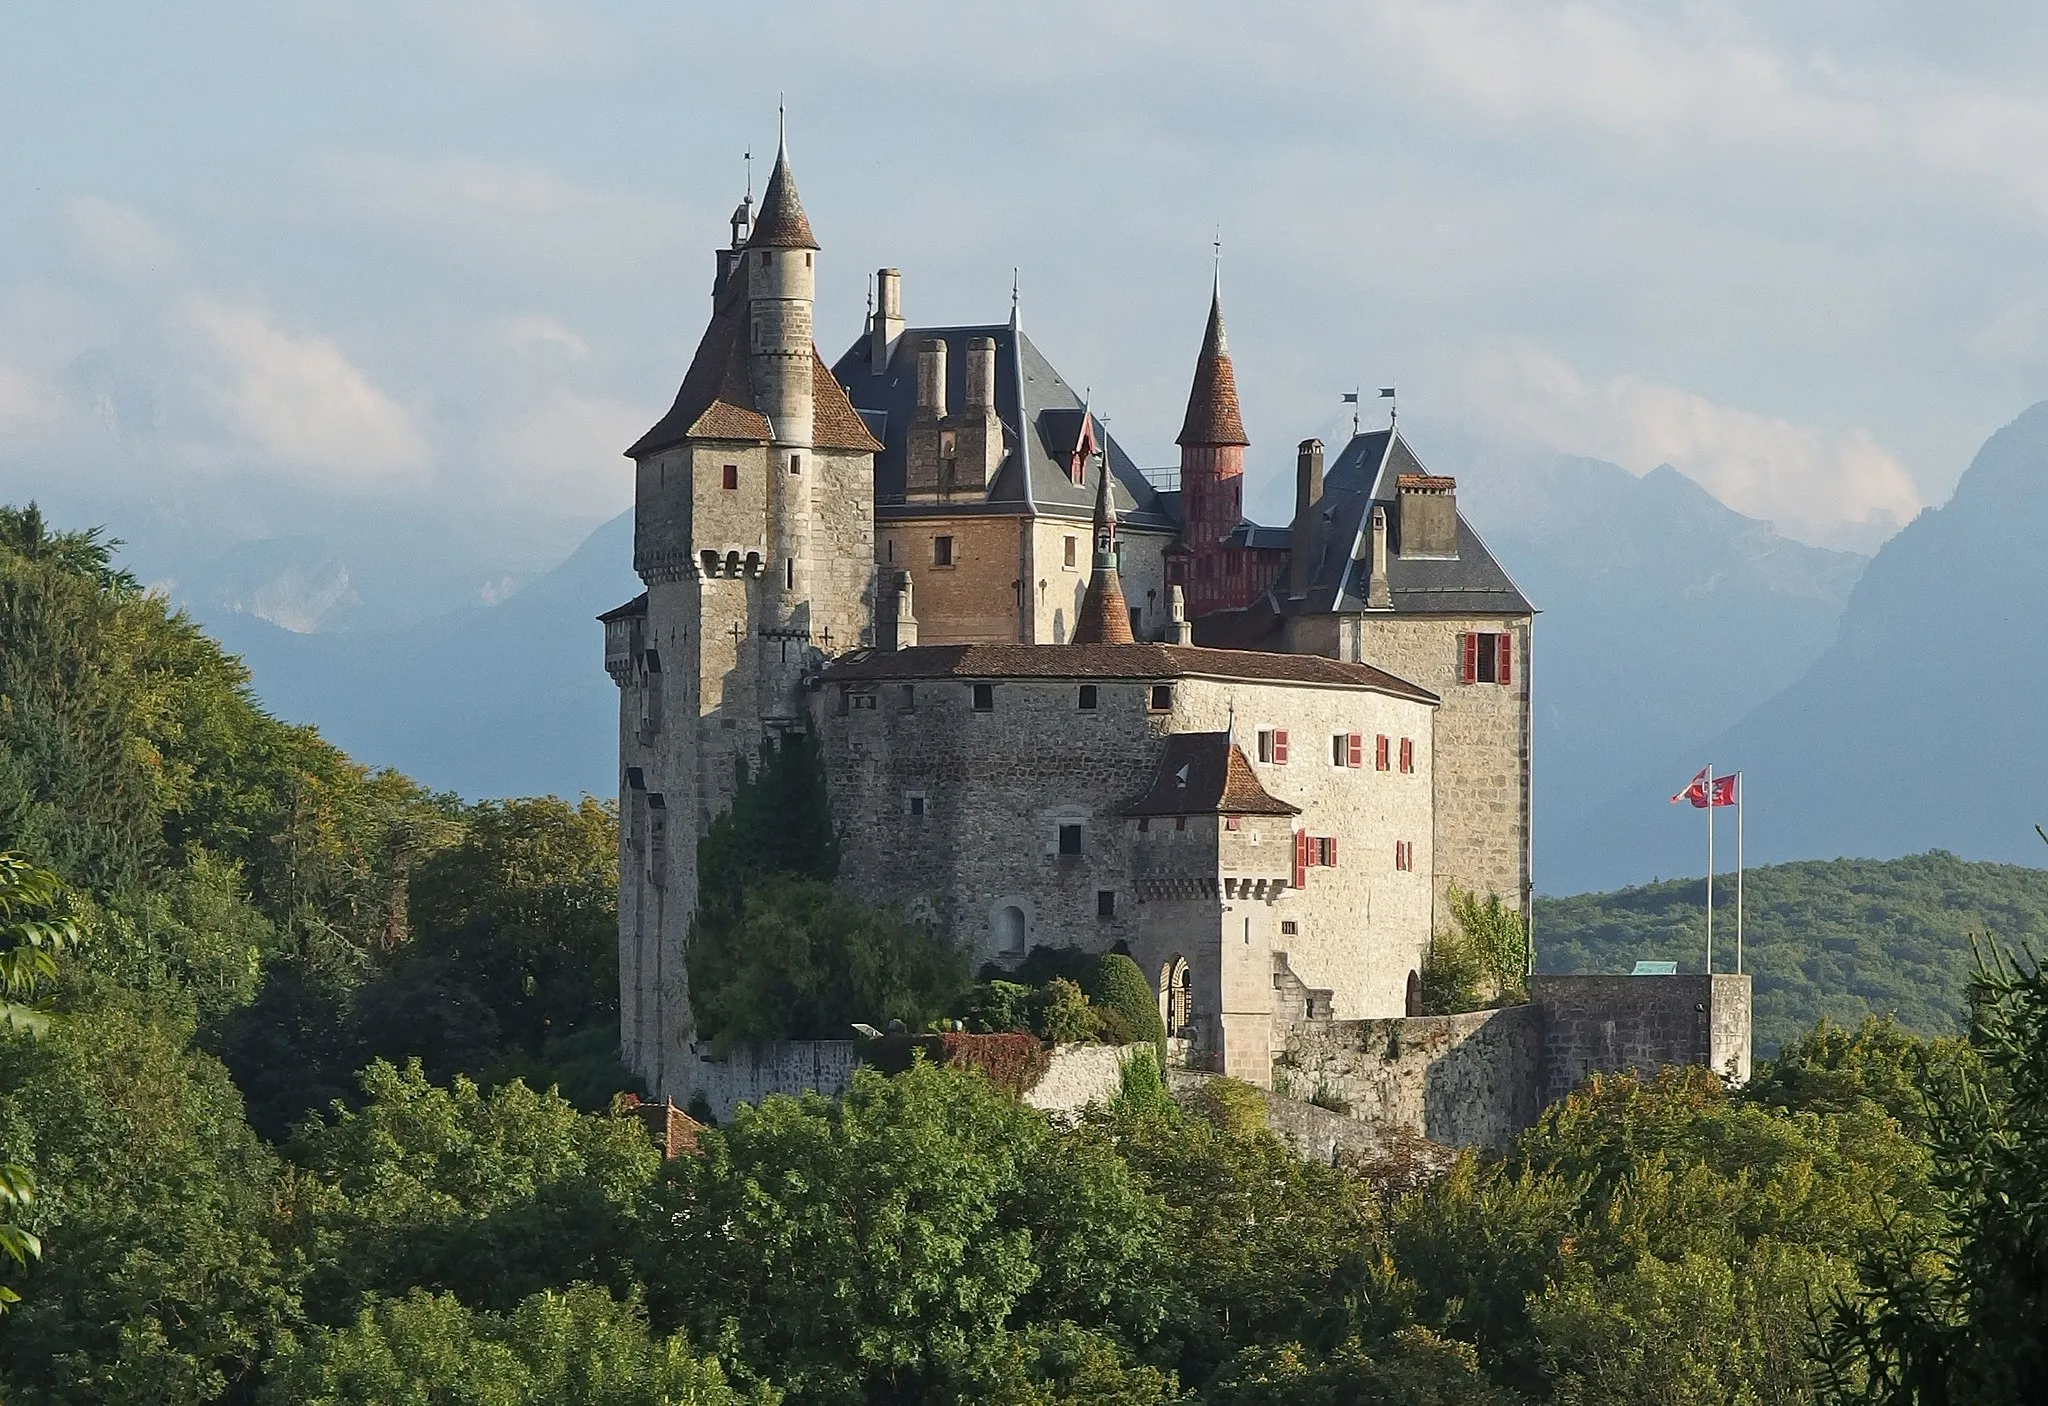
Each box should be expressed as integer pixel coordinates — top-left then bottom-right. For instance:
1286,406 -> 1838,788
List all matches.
1451,453 -> 1868,891
195,511 -> 638,801
1566,399 -> 2048,891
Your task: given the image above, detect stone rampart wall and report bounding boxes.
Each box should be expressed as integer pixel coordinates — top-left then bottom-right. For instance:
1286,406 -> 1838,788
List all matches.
1276,1006 -> 1543,1149
1266,974 -> 1752,1150
680,1039 -> 1138,1124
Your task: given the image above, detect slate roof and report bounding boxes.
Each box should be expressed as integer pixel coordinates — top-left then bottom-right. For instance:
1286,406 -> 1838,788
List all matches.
830,323 -> 1179,532
1126,733 -> 1299,818
598,592 -> 649,623
1190,429 -> 1533,633
819,642 -> 1437,701
747,143 -> 818,250
627,266 -> 881,459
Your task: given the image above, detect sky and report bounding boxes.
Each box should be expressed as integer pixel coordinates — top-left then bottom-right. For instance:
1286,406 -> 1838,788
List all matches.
7,1 -> 2048,613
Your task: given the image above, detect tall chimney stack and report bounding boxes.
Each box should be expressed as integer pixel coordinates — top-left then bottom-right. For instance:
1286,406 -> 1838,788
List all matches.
1289,439 -> 1324,599
871,268 -> 904,373
1368,505 -> 1393,608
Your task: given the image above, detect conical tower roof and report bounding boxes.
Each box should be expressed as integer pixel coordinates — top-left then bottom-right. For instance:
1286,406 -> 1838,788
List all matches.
748,129 -> 819,250
1175,282 -> 1249,447
1072,452 -> 1136,645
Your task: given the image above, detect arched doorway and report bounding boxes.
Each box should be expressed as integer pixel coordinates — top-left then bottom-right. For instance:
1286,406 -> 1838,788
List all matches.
1405,968 -> 1422,1017
1159,955 -> 1191,1037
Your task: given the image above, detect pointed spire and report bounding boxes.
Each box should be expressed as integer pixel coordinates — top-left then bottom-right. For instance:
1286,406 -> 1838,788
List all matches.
748,117 -> 819,250
1176,274 -> 1249,448
1072,439 -> 1135,645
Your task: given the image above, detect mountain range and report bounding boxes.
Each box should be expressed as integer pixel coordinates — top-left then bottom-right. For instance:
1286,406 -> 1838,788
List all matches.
1565,400 -> 2048,891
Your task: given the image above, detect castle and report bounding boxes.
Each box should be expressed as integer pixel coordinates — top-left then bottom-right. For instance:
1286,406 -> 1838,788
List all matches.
604,131 -> 1535,1100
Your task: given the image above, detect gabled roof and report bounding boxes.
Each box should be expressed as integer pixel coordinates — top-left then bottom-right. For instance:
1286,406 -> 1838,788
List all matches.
1126,733 -> 1299,817
830,324 -> 1178,531
627,266 -> 880,460
819,642 -> 1437,701
1176,286 -> 1249,447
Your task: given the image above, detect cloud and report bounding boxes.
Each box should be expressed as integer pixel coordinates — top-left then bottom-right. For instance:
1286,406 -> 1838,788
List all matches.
64,197 -> 181,279
181,294 -> 429,483
1467,345 -> 1923,552
484,386 -> 640,512
500,315 -> 592,362
0,363 -> 60,435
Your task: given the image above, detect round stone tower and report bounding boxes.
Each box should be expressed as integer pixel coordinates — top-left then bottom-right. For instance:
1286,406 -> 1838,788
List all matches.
746,123 -> 820,617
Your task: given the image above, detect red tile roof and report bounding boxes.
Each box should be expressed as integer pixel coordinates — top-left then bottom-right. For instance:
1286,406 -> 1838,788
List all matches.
1127,733 -> 1299,817
1176,290 -> 1250,448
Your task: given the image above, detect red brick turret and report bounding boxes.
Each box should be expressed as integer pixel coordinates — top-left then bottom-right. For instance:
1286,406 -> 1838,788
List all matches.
1174,280 -> 1274,614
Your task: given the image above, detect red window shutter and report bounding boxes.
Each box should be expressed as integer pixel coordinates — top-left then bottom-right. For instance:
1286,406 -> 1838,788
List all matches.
1327,837 -> 1338,867
1461,632 -> 1479,684
1375,734 -> 1390,771
1498,632 -> 1514,685
1347,733 -> 1363,768
1293,830 -> 1308,888
1274,730 -> 1289,764
1400,737 -> 1414,773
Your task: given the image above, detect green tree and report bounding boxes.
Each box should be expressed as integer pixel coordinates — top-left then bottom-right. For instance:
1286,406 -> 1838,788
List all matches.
641,1061 -> 1161,1405
284,1060 -> 660,1322
0,850 -> 82,1314
1446,887 -> 1526,1003
261,1283 -> 775,1406
1083,952 -> 1167,1053
0,1003 -> 290,1404
1205,1325 -> 1522,1406
695,731 -> 840,927
403,796 -> 619,1053
1817,946 -> 2048,1404
686,875 -> 966,1047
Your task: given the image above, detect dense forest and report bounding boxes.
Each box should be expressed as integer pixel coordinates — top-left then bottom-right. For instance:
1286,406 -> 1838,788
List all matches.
1537,852 -> 2048,1053
1,503 -> 2044,1404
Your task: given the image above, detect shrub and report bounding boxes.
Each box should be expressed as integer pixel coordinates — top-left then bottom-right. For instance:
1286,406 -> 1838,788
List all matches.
1038,978 -> 1099,1044
1185,1077 -> 1269,1140
1084,952 -> 1166,1054
864,1032 -> 1052,1098
959,979 -> 1037,1034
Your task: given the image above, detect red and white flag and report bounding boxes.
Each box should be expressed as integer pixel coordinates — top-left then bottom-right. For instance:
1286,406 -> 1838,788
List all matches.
1671,769 -> 1738,808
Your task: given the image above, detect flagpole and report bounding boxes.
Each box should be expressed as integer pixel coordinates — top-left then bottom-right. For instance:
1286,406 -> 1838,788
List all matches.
1705,764 -> 1714,974
1735,772 -> 1744,976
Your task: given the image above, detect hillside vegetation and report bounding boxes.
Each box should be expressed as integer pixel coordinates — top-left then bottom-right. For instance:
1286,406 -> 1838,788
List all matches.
1537,851 -> 2048,1053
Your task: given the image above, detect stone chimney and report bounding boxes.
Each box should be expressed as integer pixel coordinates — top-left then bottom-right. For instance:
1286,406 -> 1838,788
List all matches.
952,335 -> 1002,493
1367,505 -> 1393,608
870,268 -> 904,373
1168,584 -> 1193,644
890,570 -> 918,649
906,337 -> 949,496
1397,473 -> 1459,557
1288,439 -> 1324,599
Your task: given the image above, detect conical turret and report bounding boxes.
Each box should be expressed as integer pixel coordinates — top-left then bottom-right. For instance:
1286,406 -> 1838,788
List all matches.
1177,279 -> 1249,448
748,126 -> 819,251
1072,438 -> 1135,645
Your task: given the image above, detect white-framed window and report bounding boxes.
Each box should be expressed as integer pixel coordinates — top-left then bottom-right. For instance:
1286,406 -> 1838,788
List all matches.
1257,728 -> 1289,764
1331,732 -> 1364,768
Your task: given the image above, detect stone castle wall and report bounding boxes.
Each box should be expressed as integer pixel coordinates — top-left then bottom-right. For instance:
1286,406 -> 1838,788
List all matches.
1290,612 -> 1531,927
1276,1006 -> 1544,1149
817,672 -> 1438,1026
1267,974 -> 1752,1150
